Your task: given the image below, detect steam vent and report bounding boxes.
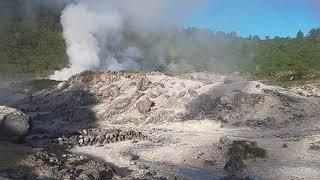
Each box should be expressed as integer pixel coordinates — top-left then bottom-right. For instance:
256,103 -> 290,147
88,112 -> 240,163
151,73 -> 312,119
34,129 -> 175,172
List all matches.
1,0 -> 320,179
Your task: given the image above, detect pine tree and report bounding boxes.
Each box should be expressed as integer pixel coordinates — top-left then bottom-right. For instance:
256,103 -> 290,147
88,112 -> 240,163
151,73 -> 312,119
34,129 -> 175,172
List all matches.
296,30 -> 304,39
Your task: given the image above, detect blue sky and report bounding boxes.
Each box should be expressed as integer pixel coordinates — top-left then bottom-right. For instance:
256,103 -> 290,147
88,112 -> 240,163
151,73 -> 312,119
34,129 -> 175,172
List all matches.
186,0 -> 320,38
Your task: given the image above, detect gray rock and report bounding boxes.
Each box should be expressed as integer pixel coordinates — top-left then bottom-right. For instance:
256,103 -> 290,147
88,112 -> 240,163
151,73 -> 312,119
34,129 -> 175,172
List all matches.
78,174 -> 90,180
224,156 -> 245,172
136,98 -> 155,114
69,136 -> 79,145
79,139 -> 84,145
137,77 -> 151,91
310,142 -> 320,151
105,134 -> 110,139
97,135 -> 106,144
58,138 -> 64,145
89,135 -> 96,144
149,92 -> 160,98
256,84 -> 261,89
188,89 -> 197,96
82,130 -> 88,135
0,106 -> 30,142
83,137 -> 90,145
178,91 -> 186,97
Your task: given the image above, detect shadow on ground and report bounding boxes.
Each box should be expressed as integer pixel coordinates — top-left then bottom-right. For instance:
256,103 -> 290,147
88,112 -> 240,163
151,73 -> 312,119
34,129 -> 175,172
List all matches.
14,87 -> 100,146
182,81 -> 250,120
0,80 -> 110,179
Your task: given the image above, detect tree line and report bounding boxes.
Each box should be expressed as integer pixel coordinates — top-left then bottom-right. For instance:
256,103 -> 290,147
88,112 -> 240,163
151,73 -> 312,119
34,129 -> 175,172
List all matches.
0,0 -> 319,81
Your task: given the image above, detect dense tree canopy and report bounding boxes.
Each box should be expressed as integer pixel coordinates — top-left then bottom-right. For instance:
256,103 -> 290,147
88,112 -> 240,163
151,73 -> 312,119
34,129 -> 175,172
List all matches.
0,0 -> 68,76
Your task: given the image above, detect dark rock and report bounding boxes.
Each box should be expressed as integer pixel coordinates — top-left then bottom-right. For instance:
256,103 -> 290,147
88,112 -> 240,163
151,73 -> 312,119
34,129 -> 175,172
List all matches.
282,143 -> 288,149
309,142 -> 320,151
18,150 -> 115,180
97,135 -> 106,144
87,171 -> 100,180
203,160 -> 216,167
224,155 -> 245,172
90,135 -> 96,144
256,84 -> 261,89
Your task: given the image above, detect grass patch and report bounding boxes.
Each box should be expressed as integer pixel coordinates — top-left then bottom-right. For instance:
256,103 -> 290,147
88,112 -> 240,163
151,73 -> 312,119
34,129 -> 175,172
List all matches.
25,79 -> 61,92
231,140 -> 267,159
224,140 -> 267,172
119,70 -> 144,76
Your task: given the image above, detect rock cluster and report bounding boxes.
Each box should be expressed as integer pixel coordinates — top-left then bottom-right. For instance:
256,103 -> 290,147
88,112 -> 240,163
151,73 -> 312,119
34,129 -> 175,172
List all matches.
291,84 -> 320,97
1,150 -> 116,180
53,129 -> 149,147
309,141 -> 320,151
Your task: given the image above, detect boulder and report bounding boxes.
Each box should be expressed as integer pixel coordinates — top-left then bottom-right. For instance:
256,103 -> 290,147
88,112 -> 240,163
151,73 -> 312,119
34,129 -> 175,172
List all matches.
136,98 -> 155,114
0,106 -> 30,142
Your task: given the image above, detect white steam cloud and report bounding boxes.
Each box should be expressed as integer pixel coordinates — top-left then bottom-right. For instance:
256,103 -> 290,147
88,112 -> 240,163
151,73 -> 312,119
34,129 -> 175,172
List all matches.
50,0 -> 206,80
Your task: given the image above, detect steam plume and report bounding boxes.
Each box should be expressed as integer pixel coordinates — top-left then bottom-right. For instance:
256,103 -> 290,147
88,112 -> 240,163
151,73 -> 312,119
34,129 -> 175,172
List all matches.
50,0 -> 205,80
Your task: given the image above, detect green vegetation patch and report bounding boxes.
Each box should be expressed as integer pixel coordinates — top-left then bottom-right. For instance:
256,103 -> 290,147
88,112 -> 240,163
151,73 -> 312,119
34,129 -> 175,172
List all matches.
224,140 -> 267,172
230,140 -> 267,159
0,0 -> 68,76
25,79 -> 61,92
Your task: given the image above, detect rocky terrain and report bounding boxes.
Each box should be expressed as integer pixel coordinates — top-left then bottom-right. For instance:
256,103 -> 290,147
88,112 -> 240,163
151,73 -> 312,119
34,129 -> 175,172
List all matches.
1,71 -> 320,179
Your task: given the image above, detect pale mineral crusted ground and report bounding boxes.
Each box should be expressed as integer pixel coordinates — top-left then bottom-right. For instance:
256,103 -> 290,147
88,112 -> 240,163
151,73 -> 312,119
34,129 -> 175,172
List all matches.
1,71 -> 320,179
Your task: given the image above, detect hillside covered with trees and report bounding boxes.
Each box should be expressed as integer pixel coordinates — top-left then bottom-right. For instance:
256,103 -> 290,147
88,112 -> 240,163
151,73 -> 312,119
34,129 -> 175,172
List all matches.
0,0 -> 68,76
0,0 -> 320,80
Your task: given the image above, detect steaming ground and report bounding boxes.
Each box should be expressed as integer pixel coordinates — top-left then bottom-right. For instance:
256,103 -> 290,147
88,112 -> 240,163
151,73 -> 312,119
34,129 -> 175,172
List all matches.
6,71 -> 320,179
50,0 -> 208,80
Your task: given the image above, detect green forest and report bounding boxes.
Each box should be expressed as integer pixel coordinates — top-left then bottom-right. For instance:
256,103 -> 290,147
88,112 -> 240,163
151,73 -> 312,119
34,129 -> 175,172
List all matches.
1,0 -> 320,81
0,0 -> 68,76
